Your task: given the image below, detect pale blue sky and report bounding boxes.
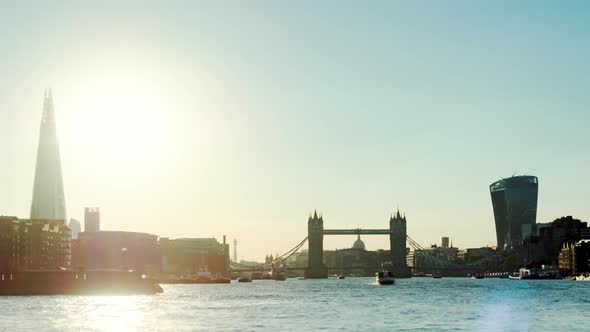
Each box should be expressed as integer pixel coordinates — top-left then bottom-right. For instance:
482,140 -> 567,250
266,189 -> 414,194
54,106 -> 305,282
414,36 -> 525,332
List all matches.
1,1 -> 589,260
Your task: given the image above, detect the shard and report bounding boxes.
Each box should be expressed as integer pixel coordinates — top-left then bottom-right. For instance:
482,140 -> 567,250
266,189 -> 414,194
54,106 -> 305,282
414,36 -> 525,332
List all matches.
30,89 -> 67,221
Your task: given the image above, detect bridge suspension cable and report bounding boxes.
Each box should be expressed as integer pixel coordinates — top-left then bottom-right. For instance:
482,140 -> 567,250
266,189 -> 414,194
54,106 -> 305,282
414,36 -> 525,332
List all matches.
229,237 -> 308,271
406,235 -> 461,268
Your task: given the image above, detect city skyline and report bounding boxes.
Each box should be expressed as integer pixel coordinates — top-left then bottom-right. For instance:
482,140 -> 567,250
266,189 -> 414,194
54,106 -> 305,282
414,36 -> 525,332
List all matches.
1,2 -> 590,261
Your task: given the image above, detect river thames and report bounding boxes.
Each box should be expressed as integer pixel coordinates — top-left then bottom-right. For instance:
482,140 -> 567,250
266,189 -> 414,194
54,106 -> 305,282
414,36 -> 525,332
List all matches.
0,278 -> 588,331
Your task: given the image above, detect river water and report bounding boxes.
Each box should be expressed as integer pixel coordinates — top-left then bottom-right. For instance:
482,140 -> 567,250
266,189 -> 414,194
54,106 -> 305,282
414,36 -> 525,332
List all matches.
0,277 -> 588,331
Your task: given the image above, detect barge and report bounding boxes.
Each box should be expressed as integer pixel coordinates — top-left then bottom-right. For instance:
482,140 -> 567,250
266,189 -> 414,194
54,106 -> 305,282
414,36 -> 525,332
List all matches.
0,270 -> 163,295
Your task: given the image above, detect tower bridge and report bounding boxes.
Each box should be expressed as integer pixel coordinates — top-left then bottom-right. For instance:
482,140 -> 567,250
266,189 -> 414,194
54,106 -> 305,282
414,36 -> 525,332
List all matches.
306,210 -> 411,278
230,209 -> 416,278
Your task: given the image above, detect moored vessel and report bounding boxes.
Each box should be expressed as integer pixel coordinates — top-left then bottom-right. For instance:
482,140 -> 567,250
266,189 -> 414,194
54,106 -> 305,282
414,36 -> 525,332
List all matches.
269,264 -> 287,281
509,267 -> 562,280
0,270 -> 163,295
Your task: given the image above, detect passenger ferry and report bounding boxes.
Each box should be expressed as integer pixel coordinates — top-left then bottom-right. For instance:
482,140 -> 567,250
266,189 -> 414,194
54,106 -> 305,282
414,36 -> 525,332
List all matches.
509,267 -> 561,280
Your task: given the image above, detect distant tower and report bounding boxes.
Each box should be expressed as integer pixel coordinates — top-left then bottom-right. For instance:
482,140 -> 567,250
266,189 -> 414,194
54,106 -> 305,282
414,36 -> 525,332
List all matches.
390,209 -> 411,278
69,218 -> 81,239
305,210 -> 328,278
84,207 -> 100,232
233,238 -> 237,263
30,89 -> 67,222
441,237 -> 450,248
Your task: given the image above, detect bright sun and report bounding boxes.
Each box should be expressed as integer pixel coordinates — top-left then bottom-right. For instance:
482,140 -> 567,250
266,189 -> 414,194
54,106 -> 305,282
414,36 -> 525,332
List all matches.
65,77 -> 173,175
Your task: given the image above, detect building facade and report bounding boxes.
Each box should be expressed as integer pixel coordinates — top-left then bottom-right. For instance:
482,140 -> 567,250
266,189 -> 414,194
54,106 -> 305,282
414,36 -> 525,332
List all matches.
0,216 -> 71,272
529,216 -> 589,266
559,241 -> 590,275
490,175 -> 539,249
68,218 -> 81,239
73,231 -> 160,274
84,207 -> 100,232
412,238 -> 459,273
159,237 -> 229,276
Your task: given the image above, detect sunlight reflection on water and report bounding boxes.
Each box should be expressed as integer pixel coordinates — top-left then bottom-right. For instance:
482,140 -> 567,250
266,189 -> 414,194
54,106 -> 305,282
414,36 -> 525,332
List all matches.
0,278 -> 588,331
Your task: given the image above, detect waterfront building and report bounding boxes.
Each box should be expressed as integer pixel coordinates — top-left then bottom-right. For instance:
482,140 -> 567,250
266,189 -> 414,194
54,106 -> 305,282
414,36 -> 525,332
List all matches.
490,175 -> 539,249
323,237 -> 391,277
30,90 -> 67,222
412,238 -> 459,273
233,238 -> 237,263
0,216 -> 19,273
463,247 -> 498,268
84,207 -> 100,232
531,216 -> 589,264
0,216 -> 71,272
74,231 -> 160,274
159,237 -> 229,276
559,241 -> 590,275
68,218 -> 81,239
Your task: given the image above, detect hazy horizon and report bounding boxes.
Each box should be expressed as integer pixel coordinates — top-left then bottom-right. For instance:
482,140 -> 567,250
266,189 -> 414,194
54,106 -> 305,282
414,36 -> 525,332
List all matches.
1,1 -> 589,261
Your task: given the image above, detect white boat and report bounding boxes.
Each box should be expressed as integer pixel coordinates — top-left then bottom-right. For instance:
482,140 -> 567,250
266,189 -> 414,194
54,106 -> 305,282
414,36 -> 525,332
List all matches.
509,267 -> 561,280
376,271 -> 395,285
574,274 -> 590,281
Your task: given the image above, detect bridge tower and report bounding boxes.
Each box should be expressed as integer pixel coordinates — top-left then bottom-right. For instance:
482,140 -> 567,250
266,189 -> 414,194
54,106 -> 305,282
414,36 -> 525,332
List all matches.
390,210 -> 412,278
305,211 -> 328,278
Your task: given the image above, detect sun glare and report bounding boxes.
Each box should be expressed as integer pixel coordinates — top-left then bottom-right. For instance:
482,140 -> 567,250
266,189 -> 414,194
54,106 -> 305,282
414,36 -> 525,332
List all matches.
65,78 -> 174,175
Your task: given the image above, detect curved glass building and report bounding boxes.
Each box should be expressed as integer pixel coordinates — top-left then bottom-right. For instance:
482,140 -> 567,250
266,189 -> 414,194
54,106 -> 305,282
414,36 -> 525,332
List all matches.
490,176 -> 538,249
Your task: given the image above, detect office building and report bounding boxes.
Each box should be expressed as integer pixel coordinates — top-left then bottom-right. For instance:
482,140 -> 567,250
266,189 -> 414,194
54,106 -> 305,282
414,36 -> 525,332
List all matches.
84,207 -> 100,232
30,90 -> 67,222
490,175 -> 539,249
68,218 -> 81,239
441,237 -> 450,248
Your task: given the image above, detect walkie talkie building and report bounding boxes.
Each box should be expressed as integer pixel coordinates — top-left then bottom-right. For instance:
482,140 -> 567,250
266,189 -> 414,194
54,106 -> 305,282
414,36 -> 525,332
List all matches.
490,176 -> 538,250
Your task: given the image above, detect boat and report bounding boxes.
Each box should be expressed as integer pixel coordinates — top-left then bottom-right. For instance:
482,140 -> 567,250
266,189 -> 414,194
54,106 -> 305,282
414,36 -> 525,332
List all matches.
509,267 -> 562,280
469,273 -> 484,279
195,265 -> 212,283
376,271 -> 395,285
574,274 -> 590,281
0,270 -> 163,295
338,275 -> 345,280
269,264 -> 287,281
209,277 -> 231,284
432,273 -> 442,279
238,277 -> 252,283
160,264 -> 230,284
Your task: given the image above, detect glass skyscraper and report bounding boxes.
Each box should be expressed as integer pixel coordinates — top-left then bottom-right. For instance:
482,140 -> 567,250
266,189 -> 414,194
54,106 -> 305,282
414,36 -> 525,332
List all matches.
490,175 -> 538,250
30,89 -> 67,221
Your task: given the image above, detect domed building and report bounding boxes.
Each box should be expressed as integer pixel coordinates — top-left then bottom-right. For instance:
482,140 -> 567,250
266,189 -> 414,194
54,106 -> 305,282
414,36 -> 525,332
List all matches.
352,234 -> 366,250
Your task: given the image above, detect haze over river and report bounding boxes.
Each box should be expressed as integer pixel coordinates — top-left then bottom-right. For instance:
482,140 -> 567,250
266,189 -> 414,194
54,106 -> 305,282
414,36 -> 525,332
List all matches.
1,278 -> 588,331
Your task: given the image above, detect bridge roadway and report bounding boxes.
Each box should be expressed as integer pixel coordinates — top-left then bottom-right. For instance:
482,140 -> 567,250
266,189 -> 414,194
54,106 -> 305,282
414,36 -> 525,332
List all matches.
322,229 -> 393,235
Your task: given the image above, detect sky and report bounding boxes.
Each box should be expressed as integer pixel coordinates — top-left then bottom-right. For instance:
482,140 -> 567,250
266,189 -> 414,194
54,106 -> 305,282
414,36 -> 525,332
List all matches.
1,1 -> 589,261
